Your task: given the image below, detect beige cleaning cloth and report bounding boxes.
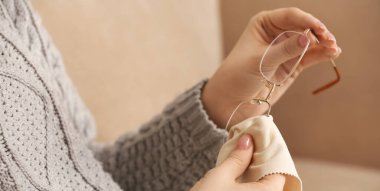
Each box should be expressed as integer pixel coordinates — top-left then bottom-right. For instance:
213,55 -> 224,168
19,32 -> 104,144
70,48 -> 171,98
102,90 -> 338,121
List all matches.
216,115 -> 302,191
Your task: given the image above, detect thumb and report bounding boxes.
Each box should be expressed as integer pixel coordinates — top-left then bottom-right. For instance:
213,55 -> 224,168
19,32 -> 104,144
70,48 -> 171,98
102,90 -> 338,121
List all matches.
264,33 -> 310,68
216,134 -> 253,179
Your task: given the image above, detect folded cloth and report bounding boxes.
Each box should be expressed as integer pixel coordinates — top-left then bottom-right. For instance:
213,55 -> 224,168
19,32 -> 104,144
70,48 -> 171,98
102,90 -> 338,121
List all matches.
216,115 -> 302,191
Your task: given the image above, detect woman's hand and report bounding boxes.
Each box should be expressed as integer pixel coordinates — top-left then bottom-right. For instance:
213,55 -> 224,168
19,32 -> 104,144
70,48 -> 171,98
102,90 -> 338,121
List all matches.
190,134 -> 285,191
202,7 -> 342,128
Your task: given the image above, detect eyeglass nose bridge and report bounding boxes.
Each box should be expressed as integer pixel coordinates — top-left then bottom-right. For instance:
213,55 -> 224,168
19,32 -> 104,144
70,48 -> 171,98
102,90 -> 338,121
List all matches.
251,79 -> 277,117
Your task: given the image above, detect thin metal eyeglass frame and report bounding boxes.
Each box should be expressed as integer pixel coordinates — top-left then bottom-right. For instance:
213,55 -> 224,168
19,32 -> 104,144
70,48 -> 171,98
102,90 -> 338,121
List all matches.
224,29 -> 341,130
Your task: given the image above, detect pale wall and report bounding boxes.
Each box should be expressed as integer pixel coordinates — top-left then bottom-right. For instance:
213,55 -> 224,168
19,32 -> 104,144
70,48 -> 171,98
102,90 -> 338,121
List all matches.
32,0 -> 222,141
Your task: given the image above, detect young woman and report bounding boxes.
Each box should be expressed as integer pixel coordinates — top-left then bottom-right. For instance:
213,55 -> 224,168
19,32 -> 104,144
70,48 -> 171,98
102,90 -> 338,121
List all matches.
0,1 -> 340,190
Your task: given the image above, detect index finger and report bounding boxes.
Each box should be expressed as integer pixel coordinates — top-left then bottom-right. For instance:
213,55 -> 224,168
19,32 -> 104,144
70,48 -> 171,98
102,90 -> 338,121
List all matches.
264,7 -> 333,43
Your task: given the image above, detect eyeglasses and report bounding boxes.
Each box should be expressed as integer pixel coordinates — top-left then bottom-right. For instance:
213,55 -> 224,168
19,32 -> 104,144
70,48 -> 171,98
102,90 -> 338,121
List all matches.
225,29 -> 340,130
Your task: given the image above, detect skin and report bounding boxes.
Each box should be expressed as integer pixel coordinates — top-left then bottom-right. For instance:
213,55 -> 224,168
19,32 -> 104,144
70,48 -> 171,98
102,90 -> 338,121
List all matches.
193,7 -> 341,191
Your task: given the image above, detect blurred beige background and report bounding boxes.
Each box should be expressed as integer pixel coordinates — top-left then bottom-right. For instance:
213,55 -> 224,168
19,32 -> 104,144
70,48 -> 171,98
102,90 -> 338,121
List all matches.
33,0 -> 222,141
32,1 -> 380,190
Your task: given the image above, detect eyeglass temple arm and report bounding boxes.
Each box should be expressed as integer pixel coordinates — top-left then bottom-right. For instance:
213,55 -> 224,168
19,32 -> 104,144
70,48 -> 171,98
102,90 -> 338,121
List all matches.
309,29 -> 341,95
312,59 -> 341,95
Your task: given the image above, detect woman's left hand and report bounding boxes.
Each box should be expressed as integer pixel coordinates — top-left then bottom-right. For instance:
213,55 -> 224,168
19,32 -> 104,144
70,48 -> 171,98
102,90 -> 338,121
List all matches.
202,7 -> 342,128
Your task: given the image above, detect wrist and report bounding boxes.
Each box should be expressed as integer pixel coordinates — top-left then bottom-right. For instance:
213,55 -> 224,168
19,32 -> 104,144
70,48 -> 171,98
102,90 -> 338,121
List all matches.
201,77 -> 267,129
201,79 -> 229,129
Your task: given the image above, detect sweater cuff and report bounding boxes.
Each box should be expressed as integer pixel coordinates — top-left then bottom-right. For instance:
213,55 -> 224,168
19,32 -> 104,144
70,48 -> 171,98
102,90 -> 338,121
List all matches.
93,80 -> 229,190
162,79 -> 228,156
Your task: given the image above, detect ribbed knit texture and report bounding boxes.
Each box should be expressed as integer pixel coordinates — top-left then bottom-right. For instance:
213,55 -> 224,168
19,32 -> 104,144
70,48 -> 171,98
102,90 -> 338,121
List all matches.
0,1 -> 227,190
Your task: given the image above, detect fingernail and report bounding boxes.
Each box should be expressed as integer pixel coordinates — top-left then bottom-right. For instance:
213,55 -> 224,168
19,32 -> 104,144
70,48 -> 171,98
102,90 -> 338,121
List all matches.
316,21 -> 326,32
328,47 -> 339,55
328,47 -> 337,52
237,134 -> 252,150
327,33 -> 336,42
298,35 -> 309,48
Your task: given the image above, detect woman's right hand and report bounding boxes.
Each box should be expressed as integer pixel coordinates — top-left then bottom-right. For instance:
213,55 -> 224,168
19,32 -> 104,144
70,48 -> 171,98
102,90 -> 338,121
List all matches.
190,134 -> 285,191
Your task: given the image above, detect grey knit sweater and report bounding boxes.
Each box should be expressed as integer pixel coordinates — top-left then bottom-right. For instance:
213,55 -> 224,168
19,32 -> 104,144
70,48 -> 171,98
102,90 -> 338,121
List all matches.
0,1 -> 227,190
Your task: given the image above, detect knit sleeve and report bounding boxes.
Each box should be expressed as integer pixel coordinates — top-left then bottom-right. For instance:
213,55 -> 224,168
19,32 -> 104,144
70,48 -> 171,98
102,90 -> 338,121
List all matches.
89,80 -> 228,191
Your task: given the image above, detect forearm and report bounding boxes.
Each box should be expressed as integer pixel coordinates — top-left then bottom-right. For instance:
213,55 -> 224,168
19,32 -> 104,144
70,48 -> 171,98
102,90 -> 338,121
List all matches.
90,80 -> 228,191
